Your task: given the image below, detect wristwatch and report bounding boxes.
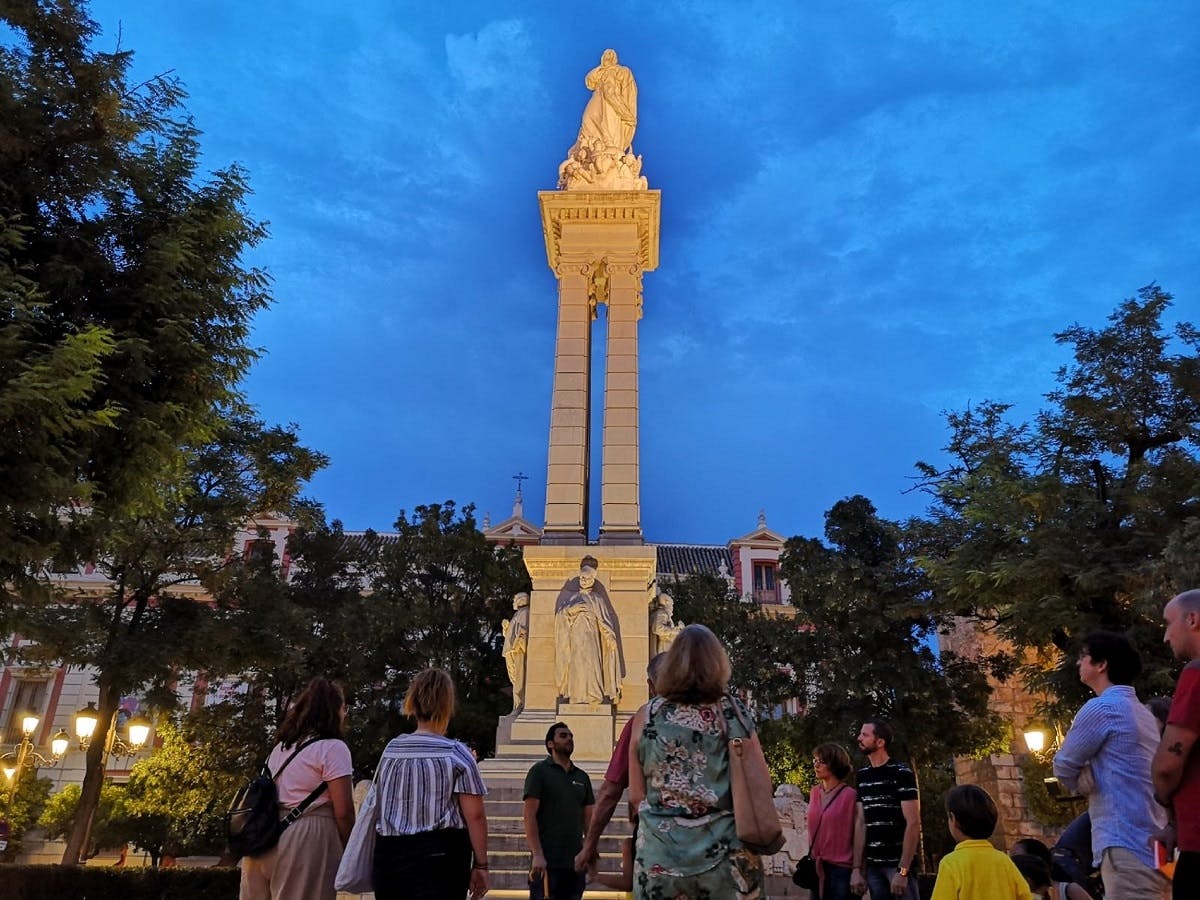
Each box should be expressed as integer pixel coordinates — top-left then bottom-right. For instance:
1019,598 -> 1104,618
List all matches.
897,867 -> 909,877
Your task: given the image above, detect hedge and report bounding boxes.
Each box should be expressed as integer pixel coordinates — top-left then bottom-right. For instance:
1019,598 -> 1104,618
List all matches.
0,865 -> 239,899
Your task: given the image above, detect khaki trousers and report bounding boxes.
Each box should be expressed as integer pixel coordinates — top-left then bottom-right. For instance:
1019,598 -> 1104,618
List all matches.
1100,846 -> 1170,900
240,804 -> 344,900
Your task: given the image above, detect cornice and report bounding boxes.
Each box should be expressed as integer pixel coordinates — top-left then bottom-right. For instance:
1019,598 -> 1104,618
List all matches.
538,190 -> 661,273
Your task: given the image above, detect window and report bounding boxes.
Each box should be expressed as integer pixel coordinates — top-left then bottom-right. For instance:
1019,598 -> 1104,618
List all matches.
753,562 -> 779,603
243,539 -> 276,566
3,678 -> 48,743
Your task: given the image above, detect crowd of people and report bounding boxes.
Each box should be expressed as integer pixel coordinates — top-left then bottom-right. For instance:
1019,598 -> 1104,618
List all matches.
232,588 -> 1200,900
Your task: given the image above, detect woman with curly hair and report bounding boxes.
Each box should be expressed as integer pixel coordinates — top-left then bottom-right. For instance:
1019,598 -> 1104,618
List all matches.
240,676 -> 355,900
628,623 -> 763,899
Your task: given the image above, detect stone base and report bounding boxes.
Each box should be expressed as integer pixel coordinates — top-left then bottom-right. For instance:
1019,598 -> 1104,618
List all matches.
556,702 -> 617,761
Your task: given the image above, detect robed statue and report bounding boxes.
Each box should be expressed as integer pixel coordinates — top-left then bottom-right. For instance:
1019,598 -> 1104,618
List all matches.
501,592 -> 530,711
649,591 -> 683,656
558,49 -> 647,191
554,556 -> 625,705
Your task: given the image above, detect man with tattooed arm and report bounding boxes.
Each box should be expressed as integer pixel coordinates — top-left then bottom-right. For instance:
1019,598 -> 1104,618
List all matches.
1154,588 -> 1200,899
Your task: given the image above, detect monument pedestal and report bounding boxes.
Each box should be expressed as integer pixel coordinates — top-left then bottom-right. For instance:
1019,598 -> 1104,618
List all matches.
494,544 -> 656,765
557,703 -> 617,760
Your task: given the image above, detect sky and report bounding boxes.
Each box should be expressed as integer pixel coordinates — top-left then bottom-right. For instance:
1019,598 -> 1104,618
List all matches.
85,0 -> 1199,545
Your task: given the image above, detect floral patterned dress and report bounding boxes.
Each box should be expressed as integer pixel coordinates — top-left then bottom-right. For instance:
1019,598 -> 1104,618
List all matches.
634,695 -> 763,900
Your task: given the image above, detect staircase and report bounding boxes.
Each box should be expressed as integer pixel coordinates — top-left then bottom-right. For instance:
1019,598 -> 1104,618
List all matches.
482,775 -> 632,899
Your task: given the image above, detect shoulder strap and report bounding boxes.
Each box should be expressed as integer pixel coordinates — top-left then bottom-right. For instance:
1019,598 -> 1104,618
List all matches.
277,738 -> 339,829
725,694 -> 753,737
269,736 -> 323,780
810,784 -> 848,845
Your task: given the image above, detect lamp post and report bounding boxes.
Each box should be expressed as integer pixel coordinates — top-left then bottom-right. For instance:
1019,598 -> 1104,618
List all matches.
68,702 -> 152,862
1,712 -> 68,810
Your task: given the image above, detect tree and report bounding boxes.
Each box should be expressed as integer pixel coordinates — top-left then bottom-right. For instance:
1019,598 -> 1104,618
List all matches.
0,0 -> 271,597
9,411 -> 324,864
0,1 -> 327,863
777,496 -> 1005,769
360,502 -> 530,761
109,721 -> 240,865
0,769 -> 53,862
193,503 -> 529,779
37,781 -> 127,858
666,572 -> 807,712
916,286 -> 1200,709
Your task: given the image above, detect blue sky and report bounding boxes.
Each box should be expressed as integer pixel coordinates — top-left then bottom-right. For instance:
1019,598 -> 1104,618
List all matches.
87,1 -> 1199,544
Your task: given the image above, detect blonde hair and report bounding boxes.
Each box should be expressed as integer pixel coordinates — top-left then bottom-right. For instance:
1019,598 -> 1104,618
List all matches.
403,668 -> 456,732
655,624 -> 731,703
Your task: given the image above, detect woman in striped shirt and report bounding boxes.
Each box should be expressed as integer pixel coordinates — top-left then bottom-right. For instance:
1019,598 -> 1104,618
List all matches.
372,668 -> 490,900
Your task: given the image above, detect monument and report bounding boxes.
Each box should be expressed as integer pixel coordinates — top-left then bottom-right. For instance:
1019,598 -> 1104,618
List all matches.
492,49 -> 661,766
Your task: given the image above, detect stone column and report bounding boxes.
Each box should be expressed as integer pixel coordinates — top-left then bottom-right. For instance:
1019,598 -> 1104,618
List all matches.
541,256 -> 594,544
600,258 -> 644,543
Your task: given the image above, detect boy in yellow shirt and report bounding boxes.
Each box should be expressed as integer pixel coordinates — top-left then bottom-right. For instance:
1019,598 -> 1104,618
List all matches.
931,785 -> 1032,900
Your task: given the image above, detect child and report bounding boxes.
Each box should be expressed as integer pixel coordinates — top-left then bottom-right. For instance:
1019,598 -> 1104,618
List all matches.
587,834 -> 633,900
931,785 -> 1032,900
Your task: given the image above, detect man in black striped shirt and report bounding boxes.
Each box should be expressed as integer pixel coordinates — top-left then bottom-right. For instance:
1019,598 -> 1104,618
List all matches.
850,719 -> 920,900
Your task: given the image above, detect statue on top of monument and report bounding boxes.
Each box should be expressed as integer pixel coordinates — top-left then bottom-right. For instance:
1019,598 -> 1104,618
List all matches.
554,556 -> 625,705
558,49 -> 648,191
501,592 -> 530,712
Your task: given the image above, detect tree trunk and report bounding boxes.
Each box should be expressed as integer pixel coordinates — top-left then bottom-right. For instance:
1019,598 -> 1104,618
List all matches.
60,680 -> 120,865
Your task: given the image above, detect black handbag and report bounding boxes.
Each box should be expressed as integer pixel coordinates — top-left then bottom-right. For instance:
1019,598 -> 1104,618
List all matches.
793,852 -> 820,889
793,784 -> 847,889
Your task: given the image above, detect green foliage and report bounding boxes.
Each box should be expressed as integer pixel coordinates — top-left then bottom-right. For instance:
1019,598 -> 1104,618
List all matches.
779,496 -> 1006,768
1,0 -> 328,862
0,865 -> 239,900
1018,755 -> 1085,827
0,0 -> 278,594
667,573 -> 806,711
0,769 -> 52,861
112,721 -> 240,863
916,285 -> 1200,711
355,502 -> 530,761
37,782 -> 128,853
916,760 -> 957,865
196,503 -> 530,774
757,718 -> 814,790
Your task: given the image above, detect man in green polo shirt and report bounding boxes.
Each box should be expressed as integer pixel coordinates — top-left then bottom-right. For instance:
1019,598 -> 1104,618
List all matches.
524,722 -> 595,900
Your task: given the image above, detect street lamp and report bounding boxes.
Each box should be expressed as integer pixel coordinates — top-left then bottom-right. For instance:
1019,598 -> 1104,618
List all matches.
1023,724 -> 1047,755
68,701 -> 153,863
74,702 -> 152,756
2,712 -> 67,808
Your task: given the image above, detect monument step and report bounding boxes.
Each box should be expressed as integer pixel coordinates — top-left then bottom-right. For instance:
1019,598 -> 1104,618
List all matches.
488,833 -> 629,852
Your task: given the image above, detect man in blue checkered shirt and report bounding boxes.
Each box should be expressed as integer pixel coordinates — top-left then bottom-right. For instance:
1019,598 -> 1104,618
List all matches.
1052,630 -> 1170,900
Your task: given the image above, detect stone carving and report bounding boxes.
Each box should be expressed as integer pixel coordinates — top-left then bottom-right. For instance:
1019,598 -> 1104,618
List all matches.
502,593 -> 530,711
649,592 -> 683,656
558,50 -> 648,191
554,556 -> 625,704
768,784 -> 810,875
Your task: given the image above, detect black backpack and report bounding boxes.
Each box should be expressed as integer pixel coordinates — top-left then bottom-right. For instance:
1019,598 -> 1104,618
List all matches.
226,737 -> 329,859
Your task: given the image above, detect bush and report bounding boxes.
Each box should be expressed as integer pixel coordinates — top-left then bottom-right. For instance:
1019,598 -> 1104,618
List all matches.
0,865 -> 238,899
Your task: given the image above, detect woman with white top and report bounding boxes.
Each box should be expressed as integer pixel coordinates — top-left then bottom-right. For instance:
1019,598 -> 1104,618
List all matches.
239,676 -> 355,900
372,668 -> 489,900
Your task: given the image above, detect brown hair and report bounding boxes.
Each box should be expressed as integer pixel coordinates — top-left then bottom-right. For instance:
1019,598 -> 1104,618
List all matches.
276,677 -> 345,748
404,668 -> 456,732
813,742 -> 853,780
654,624 -> 732,704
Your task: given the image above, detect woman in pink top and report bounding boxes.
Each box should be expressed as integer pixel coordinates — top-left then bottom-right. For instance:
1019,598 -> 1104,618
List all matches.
240,677 -> 356,900
808,743 -> 861,900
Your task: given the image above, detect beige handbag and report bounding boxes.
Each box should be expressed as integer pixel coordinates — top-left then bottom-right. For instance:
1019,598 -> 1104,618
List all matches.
724,696 -> 785,855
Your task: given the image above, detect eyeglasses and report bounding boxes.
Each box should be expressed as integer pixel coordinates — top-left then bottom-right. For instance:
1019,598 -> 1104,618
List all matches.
812,758 -> 827,767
